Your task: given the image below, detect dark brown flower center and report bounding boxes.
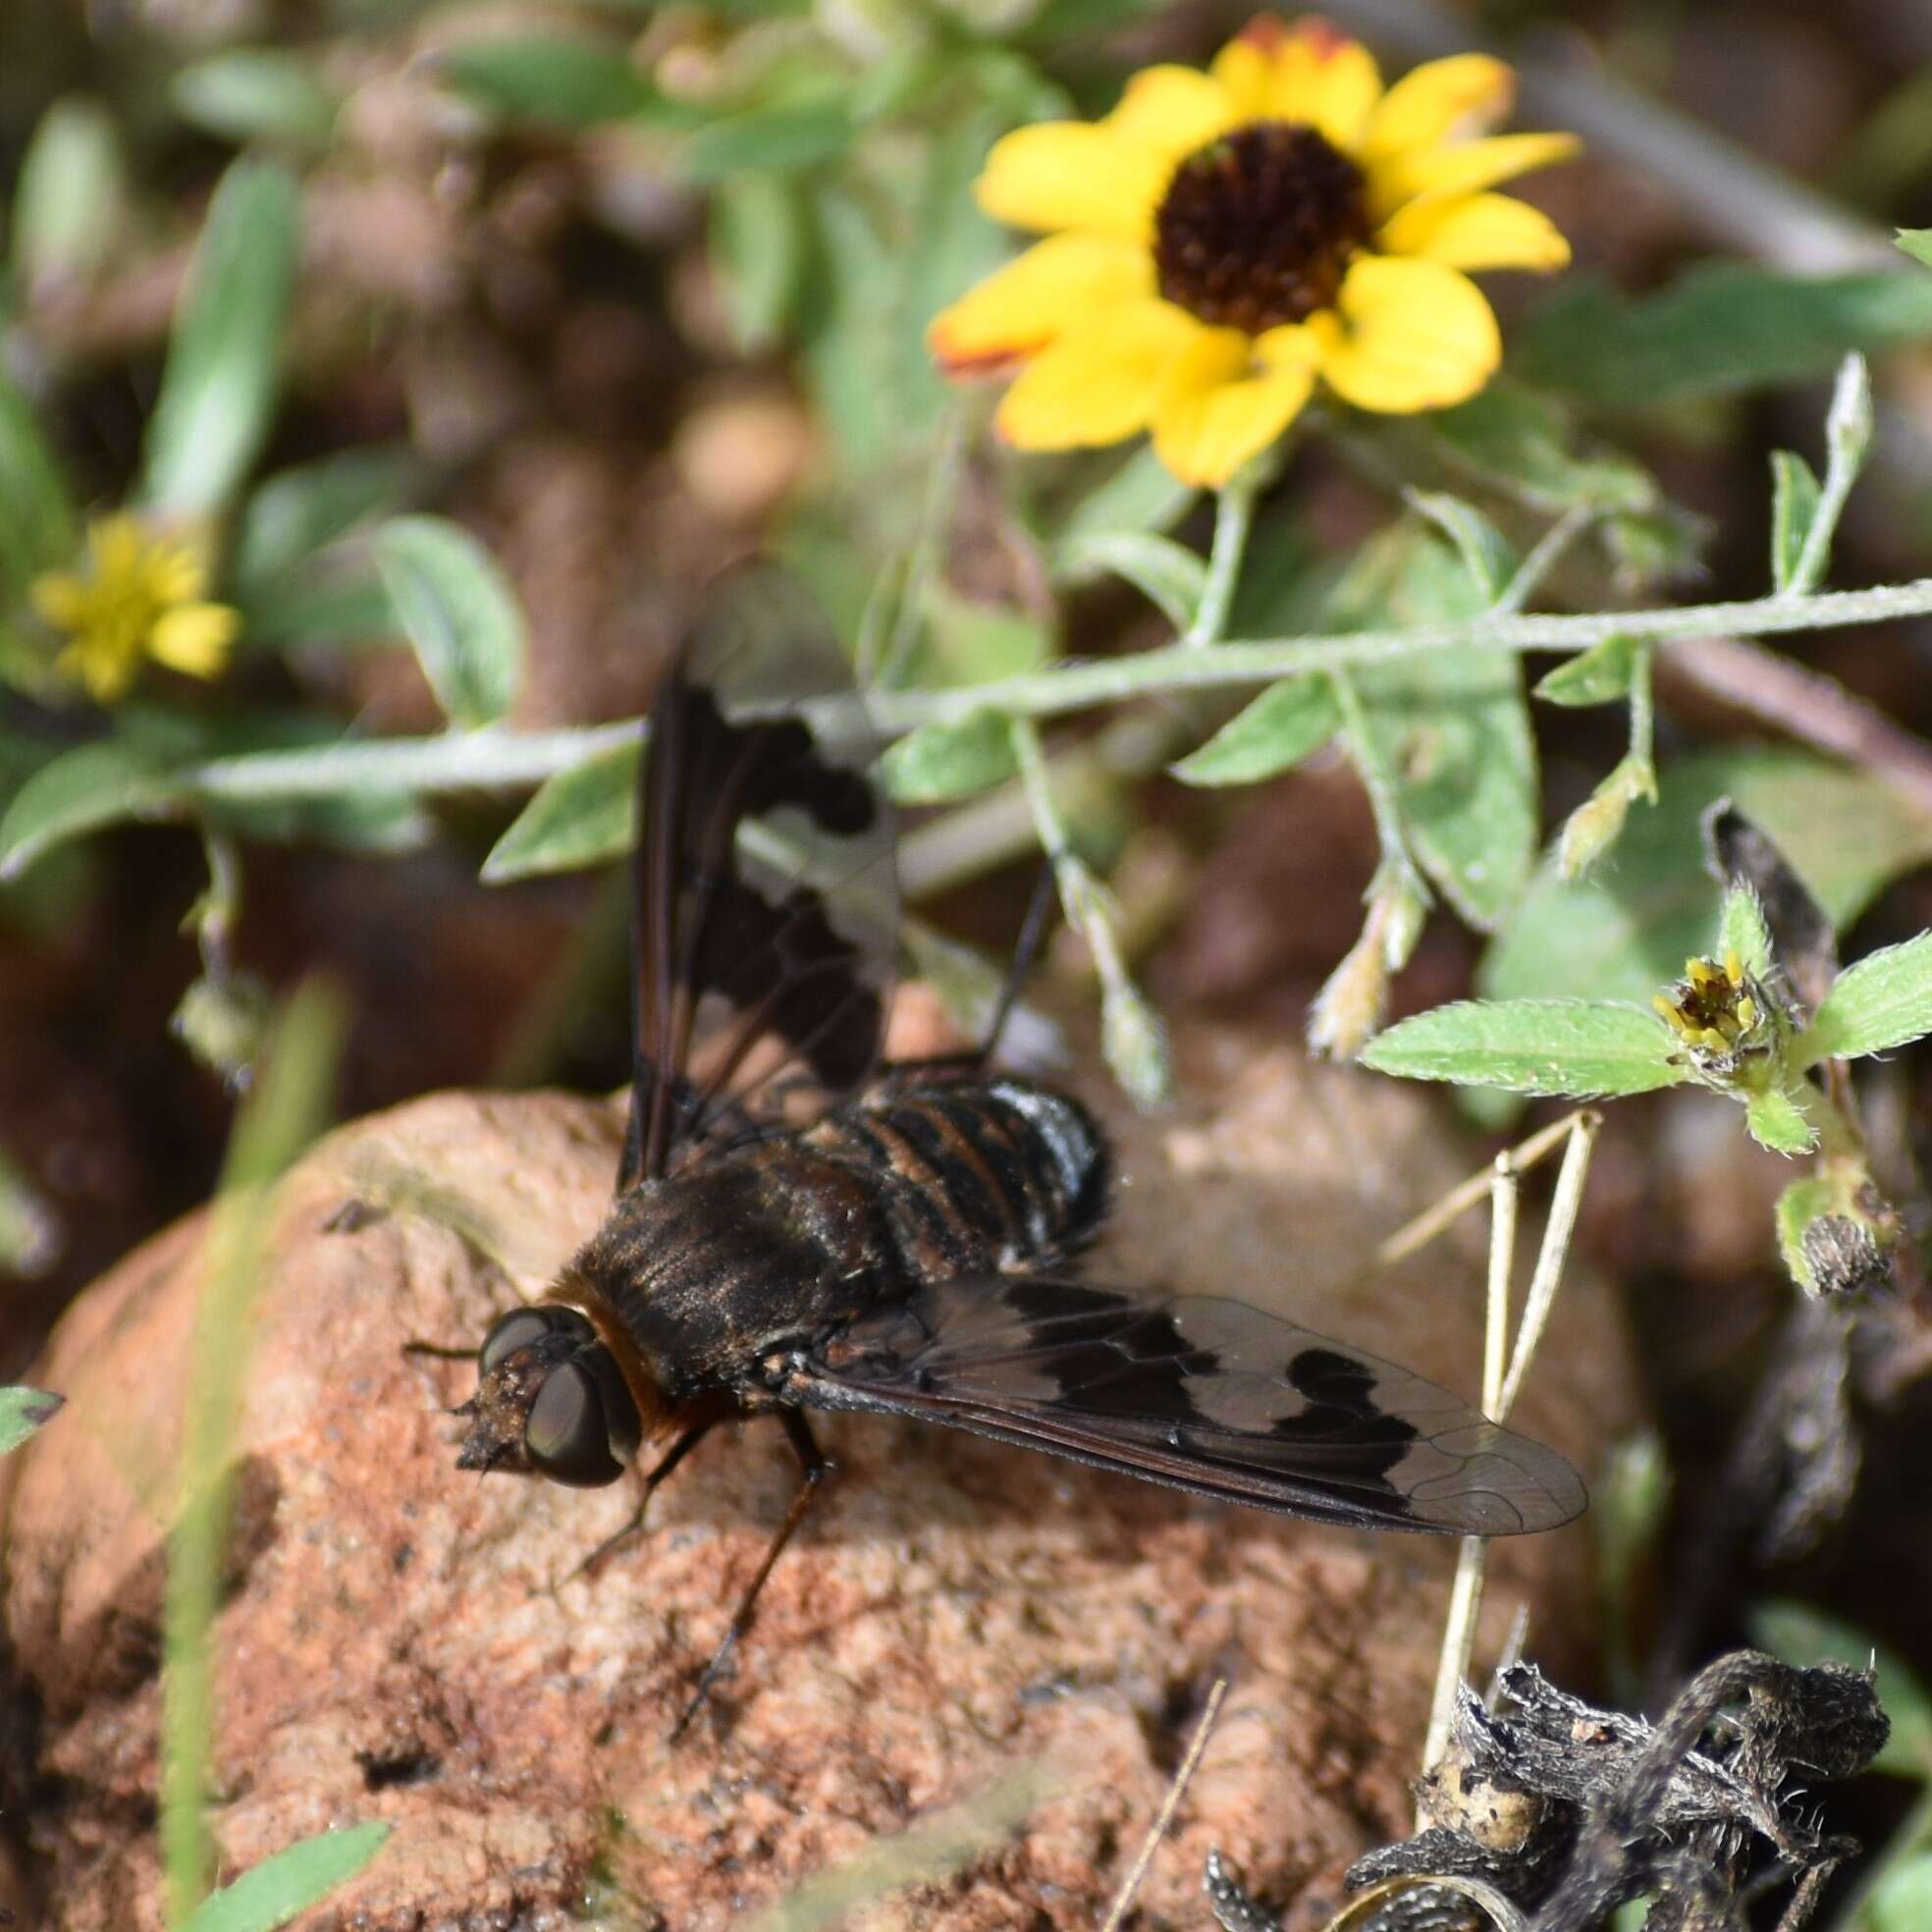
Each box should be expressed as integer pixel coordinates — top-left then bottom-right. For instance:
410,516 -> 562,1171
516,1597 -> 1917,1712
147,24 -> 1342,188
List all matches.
1154,121 -> 1370,334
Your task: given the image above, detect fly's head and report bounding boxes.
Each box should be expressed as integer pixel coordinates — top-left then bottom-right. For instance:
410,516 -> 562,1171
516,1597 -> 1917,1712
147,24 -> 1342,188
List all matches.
457,1305 -> 644,1487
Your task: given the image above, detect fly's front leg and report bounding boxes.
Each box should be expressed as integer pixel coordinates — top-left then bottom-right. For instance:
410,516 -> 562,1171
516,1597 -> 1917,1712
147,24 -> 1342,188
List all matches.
571,1413 -> 727,1583
672,1408 -> 832,1740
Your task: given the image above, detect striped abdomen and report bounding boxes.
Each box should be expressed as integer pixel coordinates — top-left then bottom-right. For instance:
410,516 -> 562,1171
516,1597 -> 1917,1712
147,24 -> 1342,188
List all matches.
807,1076 -> 1110,1284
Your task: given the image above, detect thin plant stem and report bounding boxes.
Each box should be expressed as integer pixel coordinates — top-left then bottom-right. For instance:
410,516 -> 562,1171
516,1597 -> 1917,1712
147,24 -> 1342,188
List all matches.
1498,1109 -> 1600,1419
1421,1154 -> 1518,1788
1182,475 -> 1260,648
1331,668 -> 1430,911
1369,1112 -> 1583,1273
159,578 -> 1932,812
1100,1678 -> 1229,1932
161,984 -> 345,1926
1630,639 -> 1657,775
1408,1111 -> 1599,1791
1494,504 -> 1595,617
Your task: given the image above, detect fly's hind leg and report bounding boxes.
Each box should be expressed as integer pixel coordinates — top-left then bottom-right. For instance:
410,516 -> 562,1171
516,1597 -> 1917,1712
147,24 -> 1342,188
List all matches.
671,1409 -> 832,1740
885,860 -> 1057,1083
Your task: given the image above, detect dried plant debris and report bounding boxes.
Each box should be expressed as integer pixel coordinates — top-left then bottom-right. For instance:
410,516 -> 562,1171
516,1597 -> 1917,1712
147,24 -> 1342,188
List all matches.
1207,1652 -> 1889,1932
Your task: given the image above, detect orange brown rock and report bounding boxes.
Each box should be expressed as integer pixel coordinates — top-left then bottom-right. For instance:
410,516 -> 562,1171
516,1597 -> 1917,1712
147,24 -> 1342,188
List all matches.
0,1023 -> 1633,1929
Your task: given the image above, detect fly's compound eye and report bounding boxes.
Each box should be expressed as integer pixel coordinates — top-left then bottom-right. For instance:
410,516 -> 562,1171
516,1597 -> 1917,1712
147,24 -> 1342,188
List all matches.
525,1362 -> 626,1487
479,1307 -> 562,1374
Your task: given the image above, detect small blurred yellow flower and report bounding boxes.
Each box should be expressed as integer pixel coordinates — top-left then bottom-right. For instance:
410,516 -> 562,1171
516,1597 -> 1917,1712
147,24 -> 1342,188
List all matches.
930,15 -> 1578,487
30,513 -> 240,703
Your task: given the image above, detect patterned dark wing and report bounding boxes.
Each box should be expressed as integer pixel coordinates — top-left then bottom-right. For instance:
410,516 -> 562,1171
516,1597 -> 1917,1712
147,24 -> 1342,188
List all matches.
623,565 -> 897,1190
784,1276 -> 1584,1535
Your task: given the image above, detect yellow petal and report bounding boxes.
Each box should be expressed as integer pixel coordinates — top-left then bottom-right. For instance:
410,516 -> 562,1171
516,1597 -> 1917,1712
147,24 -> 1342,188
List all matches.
88,513 -> 146,583
149,602 -> 240,678
1153,331 -> 1313,487
1281,27 -> 1383,152
1315,256 -> 1500,413
29,571 -> 90,631
58,637 -> 135,703
1255,320 -> 1324,375
1370,131 -> 1581,220
1363,54 -> 1514,161
1209,36 -> 1275,122
144,539 -> 212,606
994,298 -> 1199,452
929,234 -> 1154,373
1377,191 -> 1570,272
1105,65 -> 1240,166
977,122 -> 1169,241
1211,21 -> 1382,150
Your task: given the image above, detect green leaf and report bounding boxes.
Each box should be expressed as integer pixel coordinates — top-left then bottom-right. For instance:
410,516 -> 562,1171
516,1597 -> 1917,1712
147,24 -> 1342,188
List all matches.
439,37 -> 661,128
1718,884 -> 1776,981
12,95 -> 124,290
0,1149 -> 58,1276
1900,229 -> 1932,270
181,1824 -> 389,1932
0,739 -> 188,881
1055,531 -> 1205,630
204,785 -> 430,856
1749,1600 -> 1932,1776
1744,1088 -> 1816,1155
1602,505 -> 1707,589
0,370 -> 79,599
482,738 -> 637,883
1422,383 -> 1655,513
1770,354 -> 1872,597
903,582 -> 1048,690
684,97 -> 856,183
170,50 -> 341,147
1340,528 -> 1539,930
232,449 -> 409,591
1170,674 -> 1338,786
0,1386 -> 62,1456
1769,450 -> 1822,594
794,116 -> 1003,480
711,172 -> 805,351
1360,998 -> 1685,1097
1535,631 -> 1642,707
237,572 -> 395,649
138,159 -> 299,518
1482,748 -> 1932,1005
374,515 -> 525,729
1868,1855 -> 1932,1932
1517,264 -> 1932,406
1406,491 -> 1516,603
1801,932 -> 1932,1063
881,708 -> 1017,803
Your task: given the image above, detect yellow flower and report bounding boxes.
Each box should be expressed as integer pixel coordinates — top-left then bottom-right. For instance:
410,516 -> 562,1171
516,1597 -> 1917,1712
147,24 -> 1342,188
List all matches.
30,513 -> 240,703
1653,950 -> 1779,1076
930,15 -> 1578,487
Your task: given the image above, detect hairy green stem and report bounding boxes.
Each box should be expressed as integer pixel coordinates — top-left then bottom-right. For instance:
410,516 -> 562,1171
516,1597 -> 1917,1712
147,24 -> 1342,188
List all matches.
180,578 -> 1932,804
1181,474 -> 1259,648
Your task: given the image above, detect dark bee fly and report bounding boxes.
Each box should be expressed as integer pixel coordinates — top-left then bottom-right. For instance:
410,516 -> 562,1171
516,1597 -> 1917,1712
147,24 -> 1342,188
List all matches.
451,568 -> 1584,1725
